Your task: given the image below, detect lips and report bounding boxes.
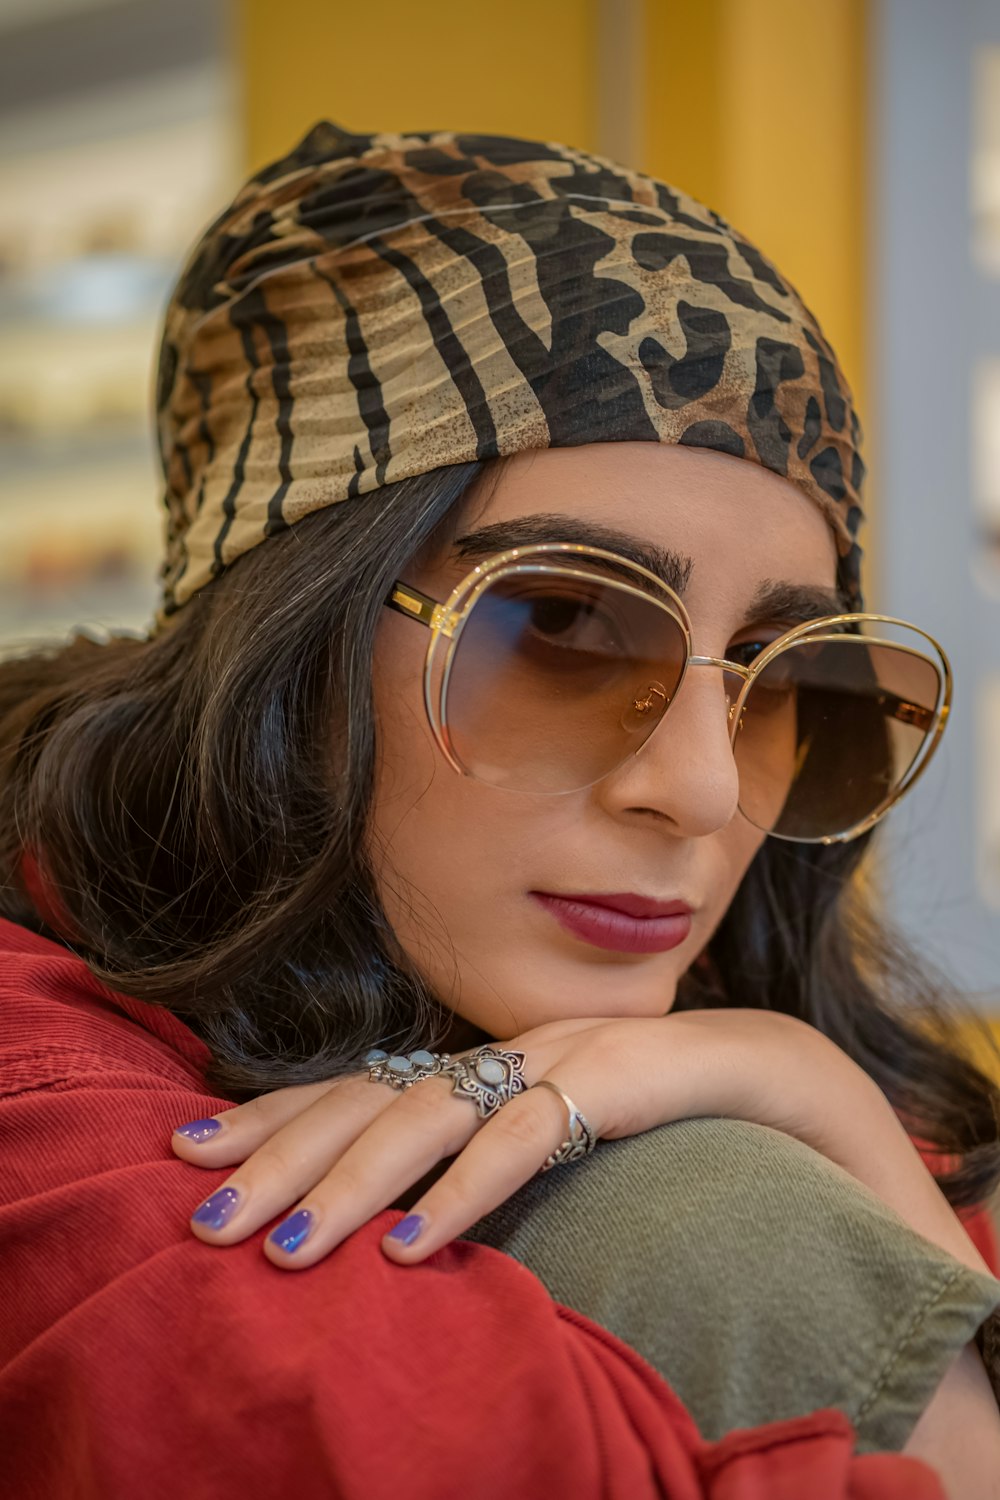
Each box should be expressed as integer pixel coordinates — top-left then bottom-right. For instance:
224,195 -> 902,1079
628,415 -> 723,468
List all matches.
545,892 -> 693,921
529,891 -> 694,955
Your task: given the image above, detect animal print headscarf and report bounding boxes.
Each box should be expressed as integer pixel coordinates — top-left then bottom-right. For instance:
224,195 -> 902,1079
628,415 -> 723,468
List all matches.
155,121 -> 865,622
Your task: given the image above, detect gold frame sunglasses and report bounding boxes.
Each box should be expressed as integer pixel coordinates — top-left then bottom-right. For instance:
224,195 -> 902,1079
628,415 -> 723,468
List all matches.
384,541 -> 952,844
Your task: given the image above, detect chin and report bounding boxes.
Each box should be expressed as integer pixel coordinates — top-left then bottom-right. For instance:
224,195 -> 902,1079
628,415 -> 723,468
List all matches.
485,976 -> 682,1036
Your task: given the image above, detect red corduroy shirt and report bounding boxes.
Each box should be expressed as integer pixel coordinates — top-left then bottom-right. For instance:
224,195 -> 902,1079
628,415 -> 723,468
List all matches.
2,915 -> 994,1500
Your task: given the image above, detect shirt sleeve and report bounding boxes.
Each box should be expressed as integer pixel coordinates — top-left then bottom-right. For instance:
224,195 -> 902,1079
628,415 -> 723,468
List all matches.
0,943 -> 950,1500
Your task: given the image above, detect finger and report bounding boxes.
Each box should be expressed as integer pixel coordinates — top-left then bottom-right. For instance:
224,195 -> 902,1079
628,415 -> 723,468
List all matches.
171,1079 -> 340,1167
381,1081 -> 583,1264
187,1076 -> 397,1246
262,1074 -> 483,1270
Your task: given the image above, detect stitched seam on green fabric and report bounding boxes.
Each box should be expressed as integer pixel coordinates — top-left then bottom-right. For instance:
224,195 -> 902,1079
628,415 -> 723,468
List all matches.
851,1261 -> 966,1429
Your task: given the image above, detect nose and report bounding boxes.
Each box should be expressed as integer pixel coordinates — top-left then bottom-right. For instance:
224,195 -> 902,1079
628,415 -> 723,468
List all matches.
596,663 -> 742,836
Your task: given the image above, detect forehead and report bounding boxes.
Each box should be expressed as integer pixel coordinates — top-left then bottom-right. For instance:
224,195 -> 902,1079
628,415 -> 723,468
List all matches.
461,443 -> 840,604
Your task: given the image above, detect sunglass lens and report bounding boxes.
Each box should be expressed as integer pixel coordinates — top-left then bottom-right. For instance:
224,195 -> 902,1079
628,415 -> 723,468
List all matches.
734,635 -> 942,840
443,571 -> 687,792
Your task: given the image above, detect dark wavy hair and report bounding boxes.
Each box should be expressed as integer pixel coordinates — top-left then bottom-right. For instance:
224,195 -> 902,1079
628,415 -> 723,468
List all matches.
1,459 -> 998,1211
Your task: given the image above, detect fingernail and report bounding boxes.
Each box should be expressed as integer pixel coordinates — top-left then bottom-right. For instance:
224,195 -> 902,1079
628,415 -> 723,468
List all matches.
269,1209 -> 314,1254
191,1186 -> 241,1230
175,1118 -> 222,1142
386,1213 -> 424,1247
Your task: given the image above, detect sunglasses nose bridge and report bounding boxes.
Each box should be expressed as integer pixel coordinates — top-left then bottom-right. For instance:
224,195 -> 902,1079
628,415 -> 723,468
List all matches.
686,655 -> 752,727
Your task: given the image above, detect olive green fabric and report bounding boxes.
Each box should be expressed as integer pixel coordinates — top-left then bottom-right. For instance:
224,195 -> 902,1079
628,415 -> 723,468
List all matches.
463,1116 -> 1000,1453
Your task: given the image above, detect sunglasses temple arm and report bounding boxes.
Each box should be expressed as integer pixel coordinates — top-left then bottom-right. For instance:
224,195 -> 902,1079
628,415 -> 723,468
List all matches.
821,681 -> 937,734
385,583 -> 438,629
882,693 -> 936,733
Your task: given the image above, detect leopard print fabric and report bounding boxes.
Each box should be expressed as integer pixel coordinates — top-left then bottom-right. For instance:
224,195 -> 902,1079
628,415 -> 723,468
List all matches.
155,121 -> 865,621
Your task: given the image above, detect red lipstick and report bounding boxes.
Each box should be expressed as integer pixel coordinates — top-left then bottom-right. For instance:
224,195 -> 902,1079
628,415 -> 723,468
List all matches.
530,891 -> 693,954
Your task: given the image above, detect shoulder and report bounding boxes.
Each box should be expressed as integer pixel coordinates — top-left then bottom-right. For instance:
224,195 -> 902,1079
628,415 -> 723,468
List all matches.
0,917 -> 675,1496
0,920 -> 684,1498
0,915 -> 207,1099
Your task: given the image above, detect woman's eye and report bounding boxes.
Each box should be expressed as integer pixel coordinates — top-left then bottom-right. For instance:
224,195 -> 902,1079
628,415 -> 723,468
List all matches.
527,597 -> 614,639
728,639 -> 773,669
526,595 -> 622,650
529,596 -> 587,636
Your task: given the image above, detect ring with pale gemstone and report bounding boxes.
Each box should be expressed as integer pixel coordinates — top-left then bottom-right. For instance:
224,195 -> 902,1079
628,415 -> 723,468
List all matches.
365,1049 -> 450,1090
442,1045 -> 528,1120
533,1079 -> 598,1170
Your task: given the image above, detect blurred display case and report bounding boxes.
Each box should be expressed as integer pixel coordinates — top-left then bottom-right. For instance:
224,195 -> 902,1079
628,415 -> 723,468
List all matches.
0,0 -> 238,646
876,0 -> 1000,995
973,44 -> 1000,279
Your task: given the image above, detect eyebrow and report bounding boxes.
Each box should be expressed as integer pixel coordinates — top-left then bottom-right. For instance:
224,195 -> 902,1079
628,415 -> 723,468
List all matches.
452,513 -> 848,622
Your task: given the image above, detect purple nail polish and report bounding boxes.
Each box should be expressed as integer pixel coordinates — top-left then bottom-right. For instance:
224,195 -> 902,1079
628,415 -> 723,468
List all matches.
387,1213 -> 424,1248
191,1186 -> 241,1231
269,1209 -> 314,1254
175,1118 -> 222,1142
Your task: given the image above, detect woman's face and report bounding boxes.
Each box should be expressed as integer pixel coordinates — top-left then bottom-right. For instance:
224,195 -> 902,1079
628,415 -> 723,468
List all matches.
368,442 -> 839,1040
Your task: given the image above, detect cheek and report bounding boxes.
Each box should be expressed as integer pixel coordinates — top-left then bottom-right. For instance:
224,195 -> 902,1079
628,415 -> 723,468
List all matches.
367,618 -> 516,967
369,755 -> 533,1019
708,819 -> 768,927
367,617 -> 438,864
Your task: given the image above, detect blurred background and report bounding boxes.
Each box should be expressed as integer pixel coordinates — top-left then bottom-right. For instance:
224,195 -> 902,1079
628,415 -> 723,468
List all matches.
0,0 -> 998,1038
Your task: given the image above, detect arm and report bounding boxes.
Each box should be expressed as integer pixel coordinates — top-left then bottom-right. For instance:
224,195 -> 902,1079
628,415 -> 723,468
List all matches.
172,1008 -> 1000,1492
2,1015 -> 952,1500
173,1008 -> 995,1281
671,1009 -> 996,1281
904,1345 -> 1000,1500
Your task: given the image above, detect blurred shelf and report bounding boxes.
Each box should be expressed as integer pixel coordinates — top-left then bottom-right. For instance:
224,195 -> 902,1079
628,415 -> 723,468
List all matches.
0,6 -> 228,644
0,424 -> 155,480
0,578 -> 158,646
0,253 -> 175,328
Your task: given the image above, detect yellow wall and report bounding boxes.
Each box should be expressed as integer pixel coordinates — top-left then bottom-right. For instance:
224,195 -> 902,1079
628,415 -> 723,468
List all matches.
962,1019 -> 1000,1086
236,0 -> 599,176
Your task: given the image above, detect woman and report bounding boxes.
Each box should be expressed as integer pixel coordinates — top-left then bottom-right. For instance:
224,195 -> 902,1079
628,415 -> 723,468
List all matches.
1,122 -> 999,1499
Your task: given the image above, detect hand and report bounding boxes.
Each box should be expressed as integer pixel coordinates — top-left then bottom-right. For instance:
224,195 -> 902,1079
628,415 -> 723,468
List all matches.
171,1007 -> 970,1273
173,1014 -> 660,1269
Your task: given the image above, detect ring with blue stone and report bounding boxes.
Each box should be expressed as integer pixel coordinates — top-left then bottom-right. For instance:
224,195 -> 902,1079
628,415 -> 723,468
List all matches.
365,1048 -> 450,1090
442,1045 -> 528,1119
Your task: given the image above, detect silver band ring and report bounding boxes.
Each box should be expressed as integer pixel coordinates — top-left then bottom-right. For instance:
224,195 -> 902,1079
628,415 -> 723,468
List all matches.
533,1079 -> 598,1170
366,1049 -> 450,1090
442,1045 -> 528,1120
